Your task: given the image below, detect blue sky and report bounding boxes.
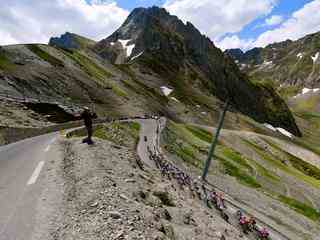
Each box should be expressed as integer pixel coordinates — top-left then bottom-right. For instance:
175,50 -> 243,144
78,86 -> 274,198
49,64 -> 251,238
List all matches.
1,0 -> 320,50
114,0 -> 166,10
238,0 -> 313,40
114,0 -> 316,49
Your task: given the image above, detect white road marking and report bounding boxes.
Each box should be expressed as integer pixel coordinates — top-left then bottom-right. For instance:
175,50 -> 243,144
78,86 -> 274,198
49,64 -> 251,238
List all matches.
27,161 -> 45,185
49,138 -> 56,144
44,137 -> 56,152
44,145 -> 50,152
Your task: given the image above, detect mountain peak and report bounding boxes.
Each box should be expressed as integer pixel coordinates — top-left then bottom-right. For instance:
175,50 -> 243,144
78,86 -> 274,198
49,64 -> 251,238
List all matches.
93,7 -> 301,136
94,6 -> 210,63
49,32 -> 96,50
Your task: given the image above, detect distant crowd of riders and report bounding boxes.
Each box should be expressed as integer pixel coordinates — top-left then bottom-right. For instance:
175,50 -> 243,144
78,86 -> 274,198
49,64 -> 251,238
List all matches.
76,107 -> 271,239
148,144 -> 271,240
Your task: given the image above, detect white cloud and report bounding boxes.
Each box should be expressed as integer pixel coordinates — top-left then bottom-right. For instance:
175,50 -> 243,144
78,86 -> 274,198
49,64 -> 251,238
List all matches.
0,0 -> 129,45
265,15 -> 283,26
216,35 -> 254,51
254,0 -> 320,47
164,0 -> 277,40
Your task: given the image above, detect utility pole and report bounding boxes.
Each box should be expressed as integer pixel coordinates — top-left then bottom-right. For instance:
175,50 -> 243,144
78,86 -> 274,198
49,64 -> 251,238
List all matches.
201,99 -> 230,181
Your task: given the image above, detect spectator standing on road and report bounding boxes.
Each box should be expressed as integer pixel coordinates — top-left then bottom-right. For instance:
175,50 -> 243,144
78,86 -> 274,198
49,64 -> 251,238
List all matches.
76,107 -> 97,145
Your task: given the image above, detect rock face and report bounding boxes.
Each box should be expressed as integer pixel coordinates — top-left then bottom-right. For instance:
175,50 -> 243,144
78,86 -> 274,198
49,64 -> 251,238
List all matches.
225,32 -> 320,88
224,49 -> 244,62
94,7 -> 301,136
49,32 -> 80,49
49,32 -> 96,50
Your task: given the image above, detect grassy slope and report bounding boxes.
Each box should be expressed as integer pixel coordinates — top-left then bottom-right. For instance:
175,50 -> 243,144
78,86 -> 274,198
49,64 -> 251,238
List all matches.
26,44 -> 64,67
93,122 -> 140,149
162,121 -> 320,221
69,122 -> 140,149
61,50 -> 112,84
59,48 -> 130,99
288,94 -> 320,155
0,50 -> 15,70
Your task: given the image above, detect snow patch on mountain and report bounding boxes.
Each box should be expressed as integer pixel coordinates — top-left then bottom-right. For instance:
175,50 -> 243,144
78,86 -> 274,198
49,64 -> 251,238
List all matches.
311,52 -> 319,63
118,39 -> 135,57
276,128 -> 293,138
130,51 -> 144,61
293,88 -> 320,98
264,123 -> 277,132
171,97 -> 180,102
302,88 -> 312,94
126,44 -> 135,57
264,123 -> 293,138
263,61 -> 273,65
240,64 -> 247,70
118,39 -> 131,48
160,86 -> 173,96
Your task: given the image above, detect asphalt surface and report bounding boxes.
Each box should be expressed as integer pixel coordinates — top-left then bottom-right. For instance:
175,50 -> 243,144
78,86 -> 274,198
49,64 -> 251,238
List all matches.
136,118 -> 159,167
0,132 -> 60,240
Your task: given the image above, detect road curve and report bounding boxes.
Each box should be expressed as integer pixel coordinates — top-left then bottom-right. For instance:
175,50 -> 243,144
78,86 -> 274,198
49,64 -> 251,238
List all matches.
136,117 -> 166,167
137,118 -> 291,240
0,132 -> 60,240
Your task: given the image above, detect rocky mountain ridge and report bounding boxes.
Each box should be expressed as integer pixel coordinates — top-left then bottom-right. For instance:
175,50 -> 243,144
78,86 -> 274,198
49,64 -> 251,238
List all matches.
225,31 -> 320,88
93,7 -> 301,136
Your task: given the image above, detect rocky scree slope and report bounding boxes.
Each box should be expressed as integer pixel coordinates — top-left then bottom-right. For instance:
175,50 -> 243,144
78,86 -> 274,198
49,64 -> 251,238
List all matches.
40,123 -> 247,240
225,31 -> 320,88
94,7 -> 300,136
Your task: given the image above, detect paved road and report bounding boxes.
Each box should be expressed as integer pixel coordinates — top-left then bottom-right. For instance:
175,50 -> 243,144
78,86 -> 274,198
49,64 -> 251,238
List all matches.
0,132 -> 60,240
136,118 -> 160,167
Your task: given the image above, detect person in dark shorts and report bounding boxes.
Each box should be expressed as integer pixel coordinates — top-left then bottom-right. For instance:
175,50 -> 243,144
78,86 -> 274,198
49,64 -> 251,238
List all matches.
77,107 -> 97,145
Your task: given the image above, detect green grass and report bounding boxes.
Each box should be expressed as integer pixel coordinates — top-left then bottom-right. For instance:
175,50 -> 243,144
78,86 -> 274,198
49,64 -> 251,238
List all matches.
73,34 -> 96,49
162,122 -> 205,168
0,53 -> 14,70
217,156 -> 261,188
243,138 -> 320,188
292,110 -> 320,156
63,50 -> 113,85
293,138 -> 320,156
117,65 -> 168,105
110,82 -> 128,98
70,122 -> 140,149
248,159 -> 280,182
278,195 -> 320,221
263,138 -> 320,180
174,144 -> 203,168
93,122 -> 140,148
163,122 -> 262,188
186,125 -> 213,143
26,44 -> 64,67
219,146 -> 253,171
129,122 -> 141,132
278,85 -> 301,99
297,111 -> 320,120
293,95 -> 320,113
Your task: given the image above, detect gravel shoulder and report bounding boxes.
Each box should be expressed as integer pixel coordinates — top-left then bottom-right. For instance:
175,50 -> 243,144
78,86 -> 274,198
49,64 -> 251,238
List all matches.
35,134 -> 248,240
